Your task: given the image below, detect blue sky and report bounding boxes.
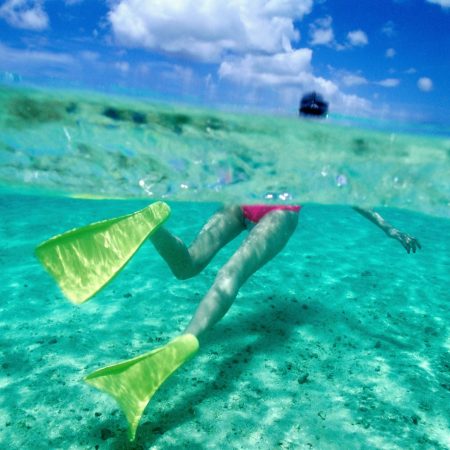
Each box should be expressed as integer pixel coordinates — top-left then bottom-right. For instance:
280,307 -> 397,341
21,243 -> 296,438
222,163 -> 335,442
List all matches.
0,0 -> 449,123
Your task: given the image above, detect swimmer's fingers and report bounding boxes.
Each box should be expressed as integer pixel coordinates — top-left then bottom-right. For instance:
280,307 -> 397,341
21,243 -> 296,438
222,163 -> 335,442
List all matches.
410,237 -> 422,253
399,233 -> 421,254
403,238 -> 412,253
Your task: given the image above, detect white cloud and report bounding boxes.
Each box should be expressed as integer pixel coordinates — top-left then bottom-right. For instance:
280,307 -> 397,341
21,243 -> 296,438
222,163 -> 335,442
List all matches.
115,61 -> 130,73
130,60 -> 197,89
377,78 -> 400,87
330,67 -> 369,88
162,64 -> 195,87
426,0 -> 450,8
342,74 -> 368,87
217,49 -> 371,115
219,49 -> 313,86
308,21 -> 371,51
381,20 -> 396,37
108,0 -> 314,62
417,77 -> 433,92
335,92 -> 372,115
0,0 -> 48,30
0,43 -> 74,67
309,16 -> 334,46
310,27 -> 334,46
347,30 -> 368,47
79,51 -> 100,62
385,48 -> 396,58
107,1 -> 372,117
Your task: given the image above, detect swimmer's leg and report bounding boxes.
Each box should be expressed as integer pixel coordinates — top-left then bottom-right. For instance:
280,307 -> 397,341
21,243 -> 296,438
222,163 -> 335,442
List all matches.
86,209 -> 297,441
150,205 -> 245,279
184,209 -> 299,338
86,202 -> 246,441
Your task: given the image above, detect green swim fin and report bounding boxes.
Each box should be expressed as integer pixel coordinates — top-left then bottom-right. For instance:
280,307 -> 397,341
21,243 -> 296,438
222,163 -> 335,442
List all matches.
84,334 -> 199,441
35,201 -> 170,304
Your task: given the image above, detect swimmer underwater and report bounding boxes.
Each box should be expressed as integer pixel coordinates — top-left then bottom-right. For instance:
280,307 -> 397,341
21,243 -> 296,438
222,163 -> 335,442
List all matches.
36,201 -> 421,441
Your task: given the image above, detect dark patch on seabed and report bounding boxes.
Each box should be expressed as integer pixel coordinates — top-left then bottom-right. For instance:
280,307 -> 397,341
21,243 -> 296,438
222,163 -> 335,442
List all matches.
7,95 -> 71,125
2,87 -> 231,136
99,104 -> 231,135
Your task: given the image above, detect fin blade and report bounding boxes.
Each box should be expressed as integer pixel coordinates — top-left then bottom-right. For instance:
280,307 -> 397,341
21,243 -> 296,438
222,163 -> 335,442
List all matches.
35,201 -> 170,304
85,334 -> 199,441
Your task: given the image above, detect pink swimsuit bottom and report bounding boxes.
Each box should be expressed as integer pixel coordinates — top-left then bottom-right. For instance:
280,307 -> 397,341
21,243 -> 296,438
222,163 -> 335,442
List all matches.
241,204 -> 301,224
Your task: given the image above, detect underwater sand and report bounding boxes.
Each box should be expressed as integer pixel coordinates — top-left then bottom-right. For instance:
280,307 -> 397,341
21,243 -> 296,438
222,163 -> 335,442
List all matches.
1,194 -> 449,449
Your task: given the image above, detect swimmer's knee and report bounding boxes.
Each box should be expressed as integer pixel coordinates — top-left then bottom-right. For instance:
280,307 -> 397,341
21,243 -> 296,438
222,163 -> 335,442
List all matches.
172,270 -> 190,280
171,262 -> 203,280
213,267 -> 241,300
172,268 -> 194,280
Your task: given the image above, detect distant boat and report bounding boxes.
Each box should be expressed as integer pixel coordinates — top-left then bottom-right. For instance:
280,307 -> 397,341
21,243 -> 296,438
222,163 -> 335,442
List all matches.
299,92 -> 328,117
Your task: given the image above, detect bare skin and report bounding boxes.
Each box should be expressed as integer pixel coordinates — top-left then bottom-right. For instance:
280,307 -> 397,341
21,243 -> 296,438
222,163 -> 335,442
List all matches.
151,205 -> 299,339
353,207 -> 422,253
150,205 -> 421,341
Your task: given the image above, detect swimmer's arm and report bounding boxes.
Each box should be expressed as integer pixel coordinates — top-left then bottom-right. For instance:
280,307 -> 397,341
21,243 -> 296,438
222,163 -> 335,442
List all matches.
352,207 -> 422,254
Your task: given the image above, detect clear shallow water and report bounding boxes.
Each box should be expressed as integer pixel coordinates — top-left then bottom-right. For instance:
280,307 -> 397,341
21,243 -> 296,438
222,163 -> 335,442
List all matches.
1,84 -> 449,217
0,195 -> 449,449
0,84 -> 449,449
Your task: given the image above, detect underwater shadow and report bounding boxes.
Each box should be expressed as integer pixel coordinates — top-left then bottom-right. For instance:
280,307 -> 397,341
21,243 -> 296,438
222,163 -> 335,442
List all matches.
122,295 -> 311,448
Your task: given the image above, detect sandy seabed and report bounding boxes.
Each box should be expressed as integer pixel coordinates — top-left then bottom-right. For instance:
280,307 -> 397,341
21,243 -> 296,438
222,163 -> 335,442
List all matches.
1,195 -> 449,449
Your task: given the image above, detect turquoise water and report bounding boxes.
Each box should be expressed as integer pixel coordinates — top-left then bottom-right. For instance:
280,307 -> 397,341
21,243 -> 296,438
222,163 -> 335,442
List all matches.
1,85 -> 450,449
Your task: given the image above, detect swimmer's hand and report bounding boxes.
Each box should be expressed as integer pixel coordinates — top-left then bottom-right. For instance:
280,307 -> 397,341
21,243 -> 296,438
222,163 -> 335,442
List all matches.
352,207 -> 422,254
387,228 -> 422,254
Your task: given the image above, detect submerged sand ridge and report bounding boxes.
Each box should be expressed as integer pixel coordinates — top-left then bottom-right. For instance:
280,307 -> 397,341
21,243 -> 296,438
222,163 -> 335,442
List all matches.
1,85 -> 449,217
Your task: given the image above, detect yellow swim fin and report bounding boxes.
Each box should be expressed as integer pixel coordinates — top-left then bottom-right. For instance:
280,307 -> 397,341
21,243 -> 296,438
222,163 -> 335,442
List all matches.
84,334 -> 199,441
35,201 -> 170,304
